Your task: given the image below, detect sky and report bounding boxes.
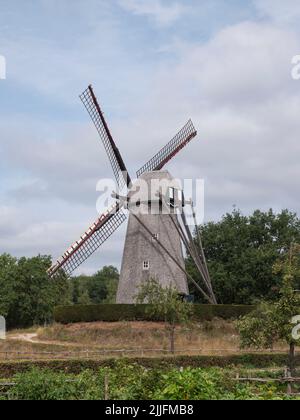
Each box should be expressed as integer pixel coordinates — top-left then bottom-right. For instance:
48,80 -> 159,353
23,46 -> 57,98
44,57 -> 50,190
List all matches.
0,0 -> 300,274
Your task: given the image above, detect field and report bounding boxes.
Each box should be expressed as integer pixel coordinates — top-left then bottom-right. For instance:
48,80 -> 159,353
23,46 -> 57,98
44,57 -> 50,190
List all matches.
0,320 -> 299,400
0,320 -> 291,360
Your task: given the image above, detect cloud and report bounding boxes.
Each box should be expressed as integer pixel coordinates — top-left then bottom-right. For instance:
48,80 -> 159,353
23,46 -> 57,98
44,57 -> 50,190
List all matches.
0,202 -> 126,272
118,0 -> 186,26
112,20 -> 300,222
1,1 -> 300,274
254,0 -> 300,26
0,116 -> 123,205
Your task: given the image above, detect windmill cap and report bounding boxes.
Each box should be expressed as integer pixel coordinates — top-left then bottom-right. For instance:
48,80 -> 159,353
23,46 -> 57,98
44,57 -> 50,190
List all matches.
130,170 -> 182,203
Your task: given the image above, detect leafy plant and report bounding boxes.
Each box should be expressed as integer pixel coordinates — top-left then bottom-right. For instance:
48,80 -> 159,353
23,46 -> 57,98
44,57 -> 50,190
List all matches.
2,365 -> 300,400
136,279 -> 193,353
237,244 -> 300,374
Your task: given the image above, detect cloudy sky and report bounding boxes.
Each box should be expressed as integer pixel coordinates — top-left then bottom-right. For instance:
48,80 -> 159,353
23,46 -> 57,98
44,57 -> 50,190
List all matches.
0,0 -> 299,274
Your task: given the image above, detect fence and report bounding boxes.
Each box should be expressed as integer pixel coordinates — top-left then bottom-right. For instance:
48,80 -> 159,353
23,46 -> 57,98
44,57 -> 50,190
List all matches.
0,347 -> 296,361
235,370 -> 300,396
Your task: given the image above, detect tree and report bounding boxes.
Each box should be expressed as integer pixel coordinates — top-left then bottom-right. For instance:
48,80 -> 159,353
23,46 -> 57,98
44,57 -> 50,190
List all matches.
88,266 -> 119,304
0,254 -> 70,328
70,275 -> 90,305
237,244 -> 300,374
70,266 -> 119,305
187,209 -> 300,304
136,279 -> 193,354
77,290 -> 92,305
0,254 -> 18,319
103,276 -> 119,304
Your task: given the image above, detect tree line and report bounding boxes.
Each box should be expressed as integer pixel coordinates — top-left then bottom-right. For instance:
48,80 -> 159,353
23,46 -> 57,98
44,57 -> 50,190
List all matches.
187,208 -> 300,304
0,208 -> 300,328
0,254 -> 119,328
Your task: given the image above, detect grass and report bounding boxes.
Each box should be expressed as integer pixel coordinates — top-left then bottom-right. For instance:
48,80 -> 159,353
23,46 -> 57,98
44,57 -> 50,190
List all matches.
0,319 -> 294,362
36,319 -> 291,355
37,319 -> 239,352
0,338 -> 71,355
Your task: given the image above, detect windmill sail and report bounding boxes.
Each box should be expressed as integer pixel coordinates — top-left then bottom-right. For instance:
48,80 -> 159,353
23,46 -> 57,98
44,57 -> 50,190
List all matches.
80,86 -> 131,190
48,204 -> 127,277
136,119 -> 197,178
49,87 -> 199,283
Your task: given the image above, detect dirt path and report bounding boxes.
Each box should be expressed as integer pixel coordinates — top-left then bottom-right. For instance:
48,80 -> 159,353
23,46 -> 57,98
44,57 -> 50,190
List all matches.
9,333 -> 38,343
8,333 -> 85,348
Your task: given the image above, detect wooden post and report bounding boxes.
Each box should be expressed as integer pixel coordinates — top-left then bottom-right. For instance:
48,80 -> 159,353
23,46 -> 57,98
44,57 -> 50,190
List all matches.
104,374 -> 109,401
285,367 -> 293,395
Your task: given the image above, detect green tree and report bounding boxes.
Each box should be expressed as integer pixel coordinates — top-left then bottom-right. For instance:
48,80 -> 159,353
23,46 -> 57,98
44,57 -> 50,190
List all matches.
0,254 -> 70,328
77,289 -> 92,305
237,244 -> 300,374
70,266 -> 119,305
136,279 -> 193,354
70,275 -> 90,305
187,209 -> 300,304
0,254 -> 18,318
88,266 -> 119,304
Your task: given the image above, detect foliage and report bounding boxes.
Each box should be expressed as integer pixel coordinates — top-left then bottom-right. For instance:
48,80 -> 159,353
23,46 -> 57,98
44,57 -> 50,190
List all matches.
0,254 -> 70,328
0,254 -> 17,318
90,266 -> 119,304
136,279 -> 193,325
237,244 -> 300,371
1,353 -> 300,378
136,279 -> 193,352
237,302 -> 278,349
7,368 -> 103,400
187,209 -> 300,304
2,364 -> 299,400
70,266 -> 119,305
0,256 -> 119,328
151,368 -> 256,400
54,303 -> 255,324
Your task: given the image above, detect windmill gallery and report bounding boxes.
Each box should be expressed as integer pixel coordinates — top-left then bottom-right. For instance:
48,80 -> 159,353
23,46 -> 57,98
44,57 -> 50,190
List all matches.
48,86 -> 216,304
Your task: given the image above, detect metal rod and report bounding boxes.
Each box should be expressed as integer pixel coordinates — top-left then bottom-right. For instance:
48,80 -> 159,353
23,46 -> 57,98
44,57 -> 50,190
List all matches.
181,208 -> 217,304
167,213 -> 213,299
159,192 -> 215,303
191,201 -> 212,289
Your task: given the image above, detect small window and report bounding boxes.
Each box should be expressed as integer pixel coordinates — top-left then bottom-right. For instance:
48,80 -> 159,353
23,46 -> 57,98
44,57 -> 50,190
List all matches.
169,187 -> 175,200
143,261 -> 150,270
178,190 -> 184,202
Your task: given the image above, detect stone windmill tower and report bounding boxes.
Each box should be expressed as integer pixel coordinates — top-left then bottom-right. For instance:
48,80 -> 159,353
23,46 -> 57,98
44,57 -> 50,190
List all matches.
48,86 -> 216,305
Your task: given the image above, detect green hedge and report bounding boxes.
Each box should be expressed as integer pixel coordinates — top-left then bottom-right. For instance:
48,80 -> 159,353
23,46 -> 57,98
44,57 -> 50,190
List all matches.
0,354 -> 295,377
54,304 -> 255,324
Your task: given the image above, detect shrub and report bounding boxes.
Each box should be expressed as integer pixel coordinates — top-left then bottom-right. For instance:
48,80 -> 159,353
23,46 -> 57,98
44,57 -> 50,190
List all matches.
0,354 -> 298,378
2,364 -> 299,400
7,368 -> 105,400
54,304 -> 255,324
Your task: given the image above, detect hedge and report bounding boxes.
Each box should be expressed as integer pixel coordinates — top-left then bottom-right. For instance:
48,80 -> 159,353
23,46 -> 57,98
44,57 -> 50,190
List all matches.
0,354 -> 295,377
53,304 -> 255,324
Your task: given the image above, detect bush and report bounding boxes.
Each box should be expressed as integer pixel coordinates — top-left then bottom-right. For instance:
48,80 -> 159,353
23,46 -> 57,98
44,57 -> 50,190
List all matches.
54,304 -> 255,324
2,364 -> 299,400
0,354 -> 297,378
5,368 -> 105,400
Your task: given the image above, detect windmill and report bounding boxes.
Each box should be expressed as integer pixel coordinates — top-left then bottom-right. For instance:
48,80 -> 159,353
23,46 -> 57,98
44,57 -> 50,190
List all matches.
48,86 -> 217,304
